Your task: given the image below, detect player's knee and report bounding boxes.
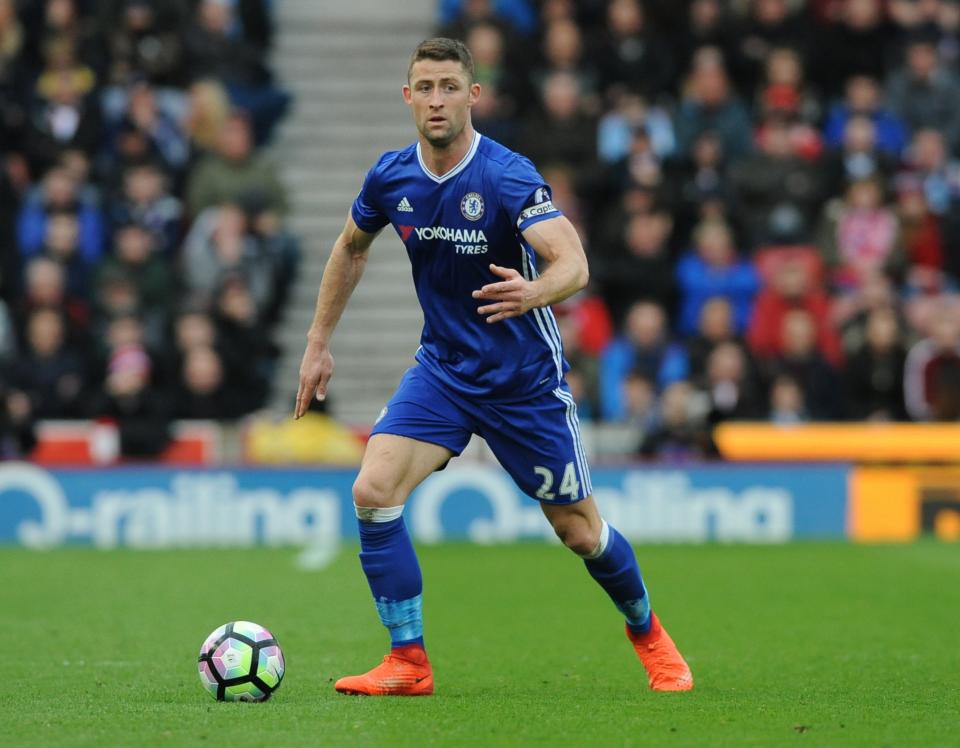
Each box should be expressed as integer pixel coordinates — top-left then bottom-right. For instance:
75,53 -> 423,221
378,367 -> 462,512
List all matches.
550,514 -> 600,556
352,475 -> 397,509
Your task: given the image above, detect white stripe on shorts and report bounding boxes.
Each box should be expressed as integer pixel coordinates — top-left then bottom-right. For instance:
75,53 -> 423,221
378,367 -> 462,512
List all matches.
553,387 -> 592,498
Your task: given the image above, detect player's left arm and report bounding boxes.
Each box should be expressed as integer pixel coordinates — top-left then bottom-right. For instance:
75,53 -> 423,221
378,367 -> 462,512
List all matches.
472,216 -> 588,323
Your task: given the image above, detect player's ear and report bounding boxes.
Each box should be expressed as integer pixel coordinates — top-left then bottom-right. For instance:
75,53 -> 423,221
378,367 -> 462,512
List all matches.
468,82 -> 481,106
402,84 -> 413,105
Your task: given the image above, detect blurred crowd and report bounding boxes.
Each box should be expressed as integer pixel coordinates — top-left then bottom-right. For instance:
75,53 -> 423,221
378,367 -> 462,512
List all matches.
0,0 -> 295,457
441,0 -> 960,458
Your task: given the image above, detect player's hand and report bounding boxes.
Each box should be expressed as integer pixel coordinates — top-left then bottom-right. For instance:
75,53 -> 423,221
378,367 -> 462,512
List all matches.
472,264 -> 539,323
294,339 -> 334,419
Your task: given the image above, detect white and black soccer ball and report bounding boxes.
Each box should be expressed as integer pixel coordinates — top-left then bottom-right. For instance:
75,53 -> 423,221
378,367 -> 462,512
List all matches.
197,621 -> 285,702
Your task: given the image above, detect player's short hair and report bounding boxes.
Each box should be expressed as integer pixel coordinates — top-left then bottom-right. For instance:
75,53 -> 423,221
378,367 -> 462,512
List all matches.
408,37 -> 475,83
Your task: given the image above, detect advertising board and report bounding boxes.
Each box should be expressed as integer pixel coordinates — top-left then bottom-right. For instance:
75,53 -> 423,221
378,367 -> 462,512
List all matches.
0,462 -> 850,548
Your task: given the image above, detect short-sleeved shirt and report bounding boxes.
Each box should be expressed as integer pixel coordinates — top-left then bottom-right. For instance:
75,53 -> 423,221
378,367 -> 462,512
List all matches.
352,131 -> 568,401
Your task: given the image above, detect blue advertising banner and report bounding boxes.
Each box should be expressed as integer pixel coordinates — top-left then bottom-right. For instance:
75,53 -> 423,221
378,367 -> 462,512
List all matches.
0,462 -> 849,548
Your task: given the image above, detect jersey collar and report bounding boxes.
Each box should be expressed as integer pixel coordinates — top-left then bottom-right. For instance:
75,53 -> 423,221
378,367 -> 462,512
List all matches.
416,131 -> 481,183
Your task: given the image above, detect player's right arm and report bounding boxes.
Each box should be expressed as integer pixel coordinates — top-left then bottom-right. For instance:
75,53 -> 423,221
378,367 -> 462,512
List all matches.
294,214 -> 379,419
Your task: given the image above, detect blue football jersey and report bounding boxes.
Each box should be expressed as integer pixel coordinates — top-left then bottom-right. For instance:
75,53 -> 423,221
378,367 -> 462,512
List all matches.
351,132 -> 569,401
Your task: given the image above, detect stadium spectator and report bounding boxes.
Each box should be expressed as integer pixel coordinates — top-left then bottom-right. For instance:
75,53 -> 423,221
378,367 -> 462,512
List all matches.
21,37 -> 101,176
886,28 -> 960,150
814,0 -> 896,97
730,114 -> 822,247
110,162 -> 182,254
594,208 -> 677,326
675,47 -> 753,160
833,270 -> 898,355
768,372 -> 808,423
169,305 -> 218,386
753,85 -> 824,163
464,22 -> 526,145
246,199 -> 300,325
904,299 -> 960,420
20,0 -> 101,72
748,250 -> 843,366
594,0 -> 674,99
597,92 -> 675,164
898,128 -> 960,217
172,306 -> 217,355
822,74 -> 908,157
17,166 -> 104,263
730,0 -> 810,96
104,82 -> 191,178
599,300 -> 689,421
94,222 -> 174,321
183,0 -> 289,143
603,124 -> 665,200
621,368 -> 657,432
91,341 -> 172,458
39,211 -> 90,299
213,274 -> 277,409
897,126 -> 960,282
894,176 -> 946,281
687,296 -> 758,384
815,176 -> 906,290
186,111 -> 287,216
844,305 -> 907,420
675,0 -> 736,83
757,46 -> 821,128
521,71 -> 596,171
666,130 -> 734,244
934,0 -> 960,68
638,380 -> 717,459
0,380 -> 37,457
100,0 -> 188,87
16,255 -> 87,334
703,340 -> 766,422
823,115 -> 898,199
181,203 -> 274,313
182,78 -> 231,156
535,17 -> 598,97
769,309 -> 843,419
675,219 -> 760,336
90,260 -> 169,352
8,307 -> 87,419
173,344 -> 246,419
93,311 -> 171,391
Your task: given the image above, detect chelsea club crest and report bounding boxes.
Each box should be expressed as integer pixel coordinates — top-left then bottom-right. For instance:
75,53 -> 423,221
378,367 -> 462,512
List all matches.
460,192 -> 484,221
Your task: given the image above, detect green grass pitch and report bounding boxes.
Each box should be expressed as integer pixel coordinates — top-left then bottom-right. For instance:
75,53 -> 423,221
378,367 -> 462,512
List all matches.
2,542 -> 958,747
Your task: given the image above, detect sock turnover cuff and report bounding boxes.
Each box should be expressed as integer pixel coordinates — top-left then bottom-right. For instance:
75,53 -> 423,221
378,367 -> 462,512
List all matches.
355,504 -> 405,522
580,519 -> 611,560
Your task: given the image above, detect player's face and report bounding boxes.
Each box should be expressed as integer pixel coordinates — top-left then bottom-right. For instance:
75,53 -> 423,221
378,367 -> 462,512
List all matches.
404,60 -> 480,148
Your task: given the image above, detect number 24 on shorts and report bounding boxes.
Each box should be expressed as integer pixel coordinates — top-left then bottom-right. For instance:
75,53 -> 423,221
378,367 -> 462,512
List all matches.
533,462 -> 580,501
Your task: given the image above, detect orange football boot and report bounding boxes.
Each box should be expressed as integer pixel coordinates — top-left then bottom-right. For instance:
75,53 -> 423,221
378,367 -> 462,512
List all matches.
626,613 -> 694,692
334,644 -> 434,696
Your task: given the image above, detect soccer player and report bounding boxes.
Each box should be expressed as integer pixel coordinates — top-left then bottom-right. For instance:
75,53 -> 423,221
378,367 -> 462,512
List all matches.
295,38 -> 693,695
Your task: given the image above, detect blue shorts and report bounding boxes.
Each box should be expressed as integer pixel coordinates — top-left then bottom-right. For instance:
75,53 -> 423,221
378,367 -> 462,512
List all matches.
370,365 -> 592,503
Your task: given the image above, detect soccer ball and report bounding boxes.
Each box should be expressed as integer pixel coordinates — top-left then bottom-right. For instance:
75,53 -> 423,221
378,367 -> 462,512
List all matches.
197,621 -> 285,702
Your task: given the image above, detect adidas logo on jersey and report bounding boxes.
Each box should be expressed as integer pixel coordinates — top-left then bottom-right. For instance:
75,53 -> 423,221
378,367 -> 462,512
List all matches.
397,196 -> 414,212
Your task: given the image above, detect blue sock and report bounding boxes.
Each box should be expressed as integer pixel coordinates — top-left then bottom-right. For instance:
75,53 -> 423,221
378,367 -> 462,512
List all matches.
356,505 -> 425,649
582,521 -> 652,635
